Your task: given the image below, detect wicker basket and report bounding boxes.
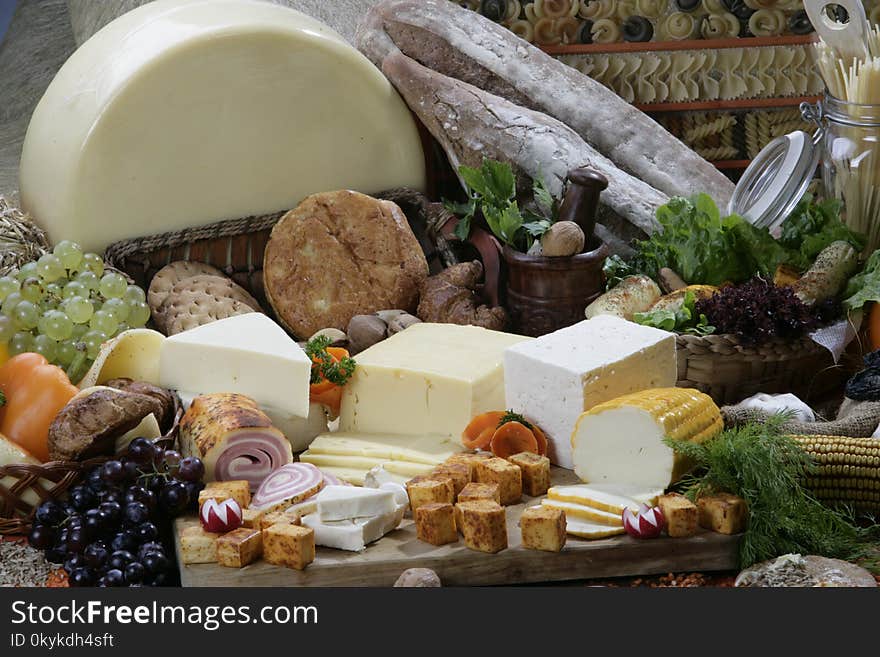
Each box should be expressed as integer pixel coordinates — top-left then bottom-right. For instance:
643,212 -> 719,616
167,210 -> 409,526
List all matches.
0,408 -> 181,536
675,332 -> 855,406
103,189 -> 454,311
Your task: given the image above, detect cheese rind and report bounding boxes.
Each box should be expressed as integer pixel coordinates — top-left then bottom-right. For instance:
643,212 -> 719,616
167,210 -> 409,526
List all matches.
160,314 -> 310,419
316,485 -> 396,522
504,316 -> 676,468
20,0 -> 425,252
339,323 -> 530,438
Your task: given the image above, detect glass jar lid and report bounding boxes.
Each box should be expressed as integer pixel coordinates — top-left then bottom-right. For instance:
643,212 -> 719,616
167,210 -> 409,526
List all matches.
728,129 -> 821,230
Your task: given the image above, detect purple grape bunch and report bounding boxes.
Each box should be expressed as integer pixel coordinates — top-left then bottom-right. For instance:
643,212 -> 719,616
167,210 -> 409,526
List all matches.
28,437 -> 205,587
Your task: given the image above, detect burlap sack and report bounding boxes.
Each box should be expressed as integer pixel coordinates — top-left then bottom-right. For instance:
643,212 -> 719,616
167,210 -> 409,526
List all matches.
721,398 -> 880,437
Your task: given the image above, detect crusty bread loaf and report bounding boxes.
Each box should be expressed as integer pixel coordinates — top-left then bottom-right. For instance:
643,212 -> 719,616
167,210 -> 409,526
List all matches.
263,190 -> 428,338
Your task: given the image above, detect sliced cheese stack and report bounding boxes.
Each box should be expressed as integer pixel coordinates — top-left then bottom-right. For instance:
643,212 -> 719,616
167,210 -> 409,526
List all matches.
504,316 -> 676,468
571,388 -> 723,489
299,432 -> 464,486
301,485 -> 406,552
539,484 -> 662,540
20,0 -> 425,252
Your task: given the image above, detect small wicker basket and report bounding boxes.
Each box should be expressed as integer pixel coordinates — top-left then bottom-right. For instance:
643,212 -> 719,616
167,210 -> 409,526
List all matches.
675,332 -> 854,406
0,411 -> 181,536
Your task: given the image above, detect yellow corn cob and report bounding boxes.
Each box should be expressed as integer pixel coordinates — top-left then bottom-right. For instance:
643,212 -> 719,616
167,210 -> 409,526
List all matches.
790,435 -> 880,511
570,388 -> 723,488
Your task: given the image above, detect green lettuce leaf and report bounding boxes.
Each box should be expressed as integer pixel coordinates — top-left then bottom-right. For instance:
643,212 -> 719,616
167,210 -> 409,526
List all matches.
844,250 -> 880,311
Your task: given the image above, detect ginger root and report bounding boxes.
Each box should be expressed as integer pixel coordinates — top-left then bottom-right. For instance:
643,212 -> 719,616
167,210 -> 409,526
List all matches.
417,261 -> 507,330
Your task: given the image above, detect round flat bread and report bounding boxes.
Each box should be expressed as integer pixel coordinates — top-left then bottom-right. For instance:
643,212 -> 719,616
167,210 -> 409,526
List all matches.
157,275 -> 262,335
263,190 -> 428,338
148,261 -> 224,316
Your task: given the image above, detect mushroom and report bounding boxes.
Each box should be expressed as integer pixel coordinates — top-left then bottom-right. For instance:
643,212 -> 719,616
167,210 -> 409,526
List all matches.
387,312 -> 421,335
540,221 -> 586,257
308,327 -> 349,349
393,568 -> 442,587
48,388 -> 166,461
346,314 -> 388,354
104,378 -> 177,431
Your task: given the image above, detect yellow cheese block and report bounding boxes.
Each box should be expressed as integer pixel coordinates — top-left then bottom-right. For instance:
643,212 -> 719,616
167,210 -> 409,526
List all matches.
339,323 -> 530,438
541,499 -> 623,527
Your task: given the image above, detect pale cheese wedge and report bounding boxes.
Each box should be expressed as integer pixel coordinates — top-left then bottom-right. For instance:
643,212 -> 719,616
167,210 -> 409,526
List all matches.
304,432 -> 463,465
77,329 -> 165,388
541,499 -> 623,527
547,485 -> 641,515
298,453 -> 435,477
564,517 -> 627,540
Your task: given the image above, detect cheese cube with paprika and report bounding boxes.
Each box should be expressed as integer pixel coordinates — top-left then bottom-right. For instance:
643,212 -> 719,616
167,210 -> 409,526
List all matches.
415,503 -> 458,546
507,452 -> 551,497
457,500 -> 507,553
216,527 -> 263,568
475,458 -> 522,505
520,505 -> 566,552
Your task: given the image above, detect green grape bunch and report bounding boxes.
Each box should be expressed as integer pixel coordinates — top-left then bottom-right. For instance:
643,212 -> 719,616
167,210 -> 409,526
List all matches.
0,241 -> 151,383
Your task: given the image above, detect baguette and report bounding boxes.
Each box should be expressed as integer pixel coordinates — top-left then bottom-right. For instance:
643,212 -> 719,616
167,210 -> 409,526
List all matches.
357,0 -> 734,206
380,52 -> 665,241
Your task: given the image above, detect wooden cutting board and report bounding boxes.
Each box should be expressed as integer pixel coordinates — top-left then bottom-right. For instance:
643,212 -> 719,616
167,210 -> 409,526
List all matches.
175,468 -> 741,587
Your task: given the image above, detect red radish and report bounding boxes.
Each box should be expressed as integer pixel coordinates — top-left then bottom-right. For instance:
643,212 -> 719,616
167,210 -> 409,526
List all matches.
200,498 -> 244,533
622,504 -> 665,539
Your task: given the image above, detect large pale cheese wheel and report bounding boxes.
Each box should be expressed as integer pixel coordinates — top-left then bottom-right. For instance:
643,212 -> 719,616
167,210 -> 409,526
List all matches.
19,0 -> 426,253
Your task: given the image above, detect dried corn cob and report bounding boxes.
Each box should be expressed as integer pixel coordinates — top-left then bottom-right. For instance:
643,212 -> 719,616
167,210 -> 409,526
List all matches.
791,435 -> 880,511
571,388 -> 723,489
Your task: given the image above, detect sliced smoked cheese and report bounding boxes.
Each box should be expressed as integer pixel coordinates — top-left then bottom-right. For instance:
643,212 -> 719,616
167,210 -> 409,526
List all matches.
20,0 -> 425,253
179,393 -> 293,489
547,485 -> 641,515
564,518 -> 627,540
540,499 -> 623,528
570,388 -> 723,489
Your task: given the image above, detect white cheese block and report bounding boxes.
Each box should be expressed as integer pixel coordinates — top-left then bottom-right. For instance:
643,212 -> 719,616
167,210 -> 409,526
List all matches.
305,432 -> 463,465
20,0 -> 425,253
541,499 -> 623,527
547,485 -> 641,515
316,485 -> 396,521
285,499 -> 318,521
302,503 -> 406,552
159,314 -> 310,419
378,482 -> 409,507
299,453 -> 435,477
340,323 -> 530,438
503,316 -> 676,468
564,517 -> 627,540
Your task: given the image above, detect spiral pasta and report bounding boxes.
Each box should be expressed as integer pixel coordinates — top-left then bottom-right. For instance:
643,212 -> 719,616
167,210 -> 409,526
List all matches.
744,0 -> 778,9
558,15 -> 582,41
749,8 -> 786,36
536,0 -> 573,18
684,114 -> 737,142
504,0 -> 524,22
508,18 -> 536,41
635,0 -> 665,18
661,12 -> 697,39
702,0 -> 726,14
701,12 -> 740,38
534,16 -> 563,43
696,145 -> 739,161
591,17 -> 622,42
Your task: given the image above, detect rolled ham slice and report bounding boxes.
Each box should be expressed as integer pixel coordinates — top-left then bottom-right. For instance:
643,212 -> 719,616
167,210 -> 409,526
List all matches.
179,393 -> 292,490
251,462 -> 325,512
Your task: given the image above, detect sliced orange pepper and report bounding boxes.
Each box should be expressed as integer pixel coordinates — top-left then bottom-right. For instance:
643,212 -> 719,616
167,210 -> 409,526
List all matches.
309,346 -> 352,417
0,353 -> 78,462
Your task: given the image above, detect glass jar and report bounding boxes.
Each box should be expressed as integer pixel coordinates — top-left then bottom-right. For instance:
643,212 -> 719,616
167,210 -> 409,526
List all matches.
810,95 -> 880,253
730,94 -> 880,254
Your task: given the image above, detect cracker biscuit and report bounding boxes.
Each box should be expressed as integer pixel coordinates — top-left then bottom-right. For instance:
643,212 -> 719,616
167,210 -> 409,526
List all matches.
148,261 -> 224,316
158,275 -> 262,335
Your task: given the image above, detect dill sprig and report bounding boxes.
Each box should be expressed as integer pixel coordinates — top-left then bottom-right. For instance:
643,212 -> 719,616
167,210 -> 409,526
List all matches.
305,335 -> 356,386
665,416 -> 880,571
498,410 -> 532,430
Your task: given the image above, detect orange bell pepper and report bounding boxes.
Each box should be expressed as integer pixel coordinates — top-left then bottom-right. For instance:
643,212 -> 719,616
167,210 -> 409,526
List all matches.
0,353 -> 78,462
309,346 -> 353,417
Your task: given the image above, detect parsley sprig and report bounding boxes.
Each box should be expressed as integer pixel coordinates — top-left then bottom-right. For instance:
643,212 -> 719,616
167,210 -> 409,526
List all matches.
305,336 -> 356,386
